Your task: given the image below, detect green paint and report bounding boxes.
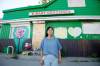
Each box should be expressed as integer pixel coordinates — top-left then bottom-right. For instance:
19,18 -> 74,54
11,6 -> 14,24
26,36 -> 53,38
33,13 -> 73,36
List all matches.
0,24 -> 10,39
0,28 -> 1,37
46,21 -> 100,40
82,34 -> 100,40
30,22 -> 33,38
1,0 -> 100,40
46,21 -> 82,39
3,0 -> 100,20
46,20 -> 82,27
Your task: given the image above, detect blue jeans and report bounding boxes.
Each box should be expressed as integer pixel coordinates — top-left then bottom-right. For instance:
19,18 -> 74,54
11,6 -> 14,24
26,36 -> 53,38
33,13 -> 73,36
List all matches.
44,55 -> 58,66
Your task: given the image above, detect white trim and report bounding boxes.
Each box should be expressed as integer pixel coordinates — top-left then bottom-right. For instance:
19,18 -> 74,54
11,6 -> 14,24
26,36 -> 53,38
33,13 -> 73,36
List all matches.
10,22 -> 30,27
1,16 -> 100,23
32,20 -> 45,24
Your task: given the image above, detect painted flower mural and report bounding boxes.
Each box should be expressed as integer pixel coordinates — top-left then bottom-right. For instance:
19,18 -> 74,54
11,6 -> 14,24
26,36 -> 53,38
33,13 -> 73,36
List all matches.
16,28 -> 25,38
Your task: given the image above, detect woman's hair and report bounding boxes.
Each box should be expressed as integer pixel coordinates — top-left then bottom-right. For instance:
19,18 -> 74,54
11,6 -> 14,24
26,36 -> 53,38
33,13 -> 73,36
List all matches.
45,26 -> 54,37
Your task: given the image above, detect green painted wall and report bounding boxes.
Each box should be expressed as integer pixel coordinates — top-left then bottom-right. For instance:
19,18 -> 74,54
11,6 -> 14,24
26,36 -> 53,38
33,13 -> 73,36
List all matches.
1,0 -> 100,40
0,24 -> 10,39
30,22 -> 33,38
82,34 -> 100,40
46,21 -> 100,40
0,28 -> 1,37
3,0 -> 100,20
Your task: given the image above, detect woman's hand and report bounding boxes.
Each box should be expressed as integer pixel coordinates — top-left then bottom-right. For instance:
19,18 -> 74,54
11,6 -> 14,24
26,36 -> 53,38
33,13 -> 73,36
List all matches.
40,56 -> 44,66
40,49 -> 44,66
40,59 -> 44,66
58,50 -> 62,64
58,57 -> 62,64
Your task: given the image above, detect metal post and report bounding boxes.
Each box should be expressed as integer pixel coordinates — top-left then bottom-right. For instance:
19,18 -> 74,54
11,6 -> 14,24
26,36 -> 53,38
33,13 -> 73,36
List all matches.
7,46 -> 14,55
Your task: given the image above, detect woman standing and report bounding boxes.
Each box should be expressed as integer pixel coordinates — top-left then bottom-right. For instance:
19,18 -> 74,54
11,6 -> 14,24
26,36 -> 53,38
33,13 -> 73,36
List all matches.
40,26 -> 62,66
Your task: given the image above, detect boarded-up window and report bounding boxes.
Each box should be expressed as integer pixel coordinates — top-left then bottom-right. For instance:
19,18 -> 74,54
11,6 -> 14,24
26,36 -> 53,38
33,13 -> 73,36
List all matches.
68,0 -> 86,7
32,21 -> 45,49
82,22 -> 100,34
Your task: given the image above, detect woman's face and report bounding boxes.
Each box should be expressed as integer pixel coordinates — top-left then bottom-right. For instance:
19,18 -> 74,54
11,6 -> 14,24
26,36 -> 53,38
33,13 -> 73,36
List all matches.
47,28 -> 54,36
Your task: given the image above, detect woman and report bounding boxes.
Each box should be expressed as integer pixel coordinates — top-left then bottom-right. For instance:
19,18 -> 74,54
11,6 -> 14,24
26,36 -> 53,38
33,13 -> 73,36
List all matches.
40,26 -> 62,66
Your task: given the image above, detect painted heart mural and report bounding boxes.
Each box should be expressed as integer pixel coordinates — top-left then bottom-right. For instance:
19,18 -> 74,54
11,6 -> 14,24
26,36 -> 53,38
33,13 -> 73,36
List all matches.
68,27 -> 82,38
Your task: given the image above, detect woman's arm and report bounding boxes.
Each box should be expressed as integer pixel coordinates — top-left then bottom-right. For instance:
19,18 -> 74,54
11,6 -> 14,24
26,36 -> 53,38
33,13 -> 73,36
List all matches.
40,49 -> 44,66
58,49 -> 62,64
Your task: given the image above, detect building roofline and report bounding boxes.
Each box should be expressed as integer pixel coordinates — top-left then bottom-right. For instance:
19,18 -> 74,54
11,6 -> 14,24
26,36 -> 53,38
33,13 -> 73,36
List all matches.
3,0 -> 56,13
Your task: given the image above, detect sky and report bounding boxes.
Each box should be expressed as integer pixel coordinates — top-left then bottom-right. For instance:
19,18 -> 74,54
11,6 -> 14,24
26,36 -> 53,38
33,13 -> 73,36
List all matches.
0,0 -> 41,18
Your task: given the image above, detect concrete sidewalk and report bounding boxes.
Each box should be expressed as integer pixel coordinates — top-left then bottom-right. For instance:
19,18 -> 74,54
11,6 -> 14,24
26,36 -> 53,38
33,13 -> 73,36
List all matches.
0,53 -> 100,66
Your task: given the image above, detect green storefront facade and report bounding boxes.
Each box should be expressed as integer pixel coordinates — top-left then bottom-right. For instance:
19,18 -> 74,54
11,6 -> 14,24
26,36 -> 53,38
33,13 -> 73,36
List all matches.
0,0 -> 100,57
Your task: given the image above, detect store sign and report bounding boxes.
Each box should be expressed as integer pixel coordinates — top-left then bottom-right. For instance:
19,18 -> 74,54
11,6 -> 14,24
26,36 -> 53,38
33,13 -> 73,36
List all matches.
68,0 -> 86,7
29,10 -> 75,16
